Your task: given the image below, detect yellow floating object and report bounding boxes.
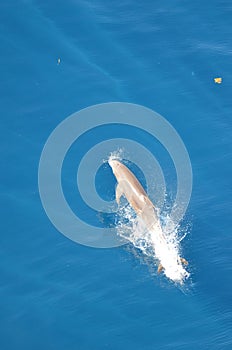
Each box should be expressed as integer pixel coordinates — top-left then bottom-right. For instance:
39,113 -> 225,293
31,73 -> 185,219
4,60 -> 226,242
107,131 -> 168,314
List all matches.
214,77 -> 222,84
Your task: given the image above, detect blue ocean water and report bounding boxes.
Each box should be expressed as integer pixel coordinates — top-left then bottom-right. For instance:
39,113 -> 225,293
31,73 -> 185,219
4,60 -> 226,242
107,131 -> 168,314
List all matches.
1,1 -> 232,349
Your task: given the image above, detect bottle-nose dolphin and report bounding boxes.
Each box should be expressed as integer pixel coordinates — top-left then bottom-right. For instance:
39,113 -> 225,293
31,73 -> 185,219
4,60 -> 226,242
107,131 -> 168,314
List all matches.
108,159 -> 188,282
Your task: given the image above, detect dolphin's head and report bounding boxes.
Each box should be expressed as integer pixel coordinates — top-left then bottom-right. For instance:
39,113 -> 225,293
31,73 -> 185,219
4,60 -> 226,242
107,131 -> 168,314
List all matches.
108,159 -> 121,168
108,159 -> 122,178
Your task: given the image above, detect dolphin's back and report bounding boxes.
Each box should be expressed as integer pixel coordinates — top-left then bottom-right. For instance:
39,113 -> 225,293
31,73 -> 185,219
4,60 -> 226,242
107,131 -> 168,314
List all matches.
114,163 -> 159,223
117,163 -> 147,197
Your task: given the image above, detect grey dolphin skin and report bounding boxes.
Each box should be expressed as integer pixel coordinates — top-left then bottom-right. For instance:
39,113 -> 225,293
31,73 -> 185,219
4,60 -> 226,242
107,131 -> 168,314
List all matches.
109,159 -> 161,231
108,159 -> 188,279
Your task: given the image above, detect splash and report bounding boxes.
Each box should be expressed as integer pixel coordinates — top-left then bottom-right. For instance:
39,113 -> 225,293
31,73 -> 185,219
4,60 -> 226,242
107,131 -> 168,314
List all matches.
116,203 -> 189,284
108,150 -> 190,284
108,148 -> 126,163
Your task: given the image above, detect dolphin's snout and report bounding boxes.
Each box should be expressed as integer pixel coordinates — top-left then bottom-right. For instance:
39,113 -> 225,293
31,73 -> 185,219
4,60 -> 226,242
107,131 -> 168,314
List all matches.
108,159 -> 120,170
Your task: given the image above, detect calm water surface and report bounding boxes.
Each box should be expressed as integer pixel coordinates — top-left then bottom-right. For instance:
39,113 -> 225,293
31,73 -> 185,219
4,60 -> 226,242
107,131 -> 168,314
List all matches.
1,1 -> 232,349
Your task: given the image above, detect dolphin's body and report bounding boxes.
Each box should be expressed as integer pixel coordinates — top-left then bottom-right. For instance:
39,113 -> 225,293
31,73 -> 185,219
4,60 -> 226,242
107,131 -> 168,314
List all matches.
109,159 -> 188,282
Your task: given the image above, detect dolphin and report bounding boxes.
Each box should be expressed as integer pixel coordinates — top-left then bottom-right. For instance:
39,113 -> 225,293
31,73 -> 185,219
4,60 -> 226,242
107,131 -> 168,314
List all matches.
108,159 -> 188,282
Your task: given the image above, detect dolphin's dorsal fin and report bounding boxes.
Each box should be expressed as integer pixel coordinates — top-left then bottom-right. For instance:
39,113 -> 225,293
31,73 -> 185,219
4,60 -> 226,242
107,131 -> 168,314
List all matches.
116,184 -> 124,204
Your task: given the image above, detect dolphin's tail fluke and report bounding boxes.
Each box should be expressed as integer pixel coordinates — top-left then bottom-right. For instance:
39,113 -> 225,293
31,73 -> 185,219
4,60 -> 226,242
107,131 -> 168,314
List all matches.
180,258 -> 188,265
157,263 -> 164,274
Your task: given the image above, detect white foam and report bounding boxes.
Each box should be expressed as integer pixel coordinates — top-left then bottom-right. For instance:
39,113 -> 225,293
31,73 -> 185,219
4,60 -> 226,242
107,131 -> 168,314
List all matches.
116,203 -> 189,283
